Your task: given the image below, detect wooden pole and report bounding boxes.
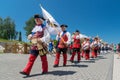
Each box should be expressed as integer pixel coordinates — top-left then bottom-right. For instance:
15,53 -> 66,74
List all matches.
50,23 -> 65,43
24,43 -> 28,54
12,43 -> 17,53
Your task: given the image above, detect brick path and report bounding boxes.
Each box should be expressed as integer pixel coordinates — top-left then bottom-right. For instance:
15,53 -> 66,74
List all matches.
0,52 -> 114,80
113,53 -> 120,80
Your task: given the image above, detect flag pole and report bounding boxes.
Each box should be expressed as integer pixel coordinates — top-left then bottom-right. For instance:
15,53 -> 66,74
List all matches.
50,22 -> 66,43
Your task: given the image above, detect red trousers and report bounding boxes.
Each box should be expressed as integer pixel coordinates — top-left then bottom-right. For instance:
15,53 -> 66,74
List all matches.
54,53 -> 67,65
84,50 -> 90,60
23,54 -> 48,75
70,52 -> 81,61
91,49 -> 98,58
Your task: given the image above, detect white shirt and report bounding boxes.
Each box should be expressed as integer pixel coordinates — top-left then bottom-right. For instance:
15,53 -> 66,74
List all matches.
31,25 -> 50,43
82,41 -> 90,49
90,41 -> 98,48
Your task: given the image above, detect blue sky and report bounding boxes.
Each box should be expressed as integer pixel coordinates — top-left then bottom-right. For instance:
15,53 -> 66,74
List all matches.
0,0 -> 120,44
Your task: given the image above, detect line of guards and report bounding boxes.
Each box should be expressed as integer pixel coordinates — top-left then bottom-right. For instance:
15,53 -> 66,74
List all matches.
53,29 -> 109,67
19,14 -> 112,76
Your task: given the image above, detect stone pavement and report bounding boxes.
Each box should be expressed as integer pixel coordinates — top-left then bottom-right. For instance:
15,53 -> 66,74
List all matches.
113,53 -> 120,80
0,52 -> 114,80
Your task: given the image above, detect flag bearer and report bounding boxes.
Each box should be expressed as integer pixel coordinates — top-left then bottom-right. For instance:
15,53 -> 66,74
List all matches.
20,14 -> 50,76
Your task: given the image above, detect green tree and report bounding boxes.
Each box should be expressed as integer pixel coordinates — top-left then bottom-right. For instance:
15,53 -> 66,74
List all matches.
3,17 -> 11,39
24,17 -> 35,36
18,31 -> 22,41
0,17 -> 3,38
0,17 -> 18,40
10,22 -> 16,40
3,17 -> 16,40
14,31 -> 18,40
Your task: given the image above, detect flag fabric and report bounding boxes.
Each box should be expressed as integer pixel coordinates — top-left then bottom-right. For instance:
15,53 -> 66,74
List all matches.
40,5 -> 61,35
80,34 -> 88,38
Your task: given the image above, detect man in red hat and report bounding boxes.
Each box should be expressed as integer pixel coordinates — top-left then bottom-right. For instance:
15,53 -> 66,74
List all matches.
20,14 -> 50,76
70,30 -> 81,62
53,24 -> 71,67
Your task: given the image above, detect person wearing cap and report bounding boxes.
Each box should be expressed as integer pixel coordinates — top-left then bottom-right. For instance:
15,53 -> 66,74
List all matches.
20,14 -> 50,76
53,24 -> 71,67
90,37 -> 99,58
70,30 -> 81,62
82,38 -> 90,60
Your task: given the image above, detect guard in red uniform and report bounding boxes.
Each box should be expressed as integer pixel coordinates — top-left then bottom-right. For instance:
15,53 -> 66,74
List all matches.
81,41 -> 85,58
82,38 -> 90,60
53,24 -> 71,67
70,30 -> 81,62
90,37 -> 99,58
19,14 -> 50,76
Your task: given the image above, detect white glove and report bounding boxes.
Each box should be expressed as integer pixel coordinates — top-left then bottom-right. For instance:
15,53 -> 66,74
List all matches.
28,34 -> 32,40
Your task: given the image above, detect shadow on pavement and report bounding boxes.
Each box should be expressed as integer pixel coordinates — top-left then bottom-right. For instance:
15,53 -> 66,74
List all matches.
23,73 -> 41,78
48,70 -> 76,76
70,64 -> 88,67
98,55 -> 107,59
58,63 -> 88,68
80,60 -> 95,63
23,70 -> 76,78
95,55 -> 107,60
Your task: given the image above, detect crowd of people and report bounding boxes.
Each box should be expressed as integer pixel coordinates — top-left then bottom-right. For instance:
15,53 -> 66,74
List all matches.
19,14 -> 120,76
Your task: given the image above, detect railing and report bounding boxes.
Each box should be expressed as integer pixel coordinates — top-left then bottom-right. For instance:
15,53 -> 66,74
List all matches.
3,43 -> 30,54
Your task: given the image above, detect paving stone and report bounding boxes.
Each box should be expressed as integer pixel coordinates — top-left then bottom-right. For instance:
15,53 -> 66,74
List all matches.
0,52 -> 114,80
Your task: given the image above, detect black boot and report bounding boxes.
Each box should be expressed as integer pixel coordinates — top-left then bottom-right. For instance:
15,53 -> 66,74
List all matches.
19,71 -> 29,76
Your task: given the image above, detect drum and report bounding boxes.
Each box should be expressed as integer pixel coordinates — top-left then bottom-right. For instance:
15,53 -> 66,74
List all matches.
31,38 -> 48,56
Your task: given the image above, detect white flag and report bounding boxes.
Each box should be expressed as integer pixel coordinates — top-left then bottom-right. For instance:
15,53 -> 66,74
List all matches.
80,34 -> 88,38
40,5 -> 61,35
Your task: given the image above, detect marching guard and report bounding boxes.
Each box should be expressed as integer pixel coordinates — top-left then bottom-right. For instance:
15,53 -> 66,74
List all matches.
82,38 -> 90,60
70,30 -> 81,62
90,37 -> 99,58
20,14 -> 50,76
53,24 -> 71,67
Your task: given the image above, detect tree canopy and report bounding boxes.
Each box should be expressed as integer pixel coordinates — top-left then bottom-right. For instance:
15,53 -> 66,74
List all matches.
24,17 -> 35,36
0,17 -> 19,40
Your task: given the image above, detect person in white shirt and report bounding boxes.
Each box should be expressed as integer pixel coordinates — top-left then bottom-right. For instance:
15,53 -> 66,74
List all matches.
82,38 -> 90,60
70,30 -> 81,62
53,24 -> 71,67
20,14 -> 50,76
90,37 -> 99,58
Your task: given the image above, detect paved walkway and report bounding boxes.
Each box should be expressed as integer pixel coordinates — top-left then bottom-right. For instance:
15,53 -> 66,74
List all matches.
113,53 -> 120,80
0,52 -> 114,80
